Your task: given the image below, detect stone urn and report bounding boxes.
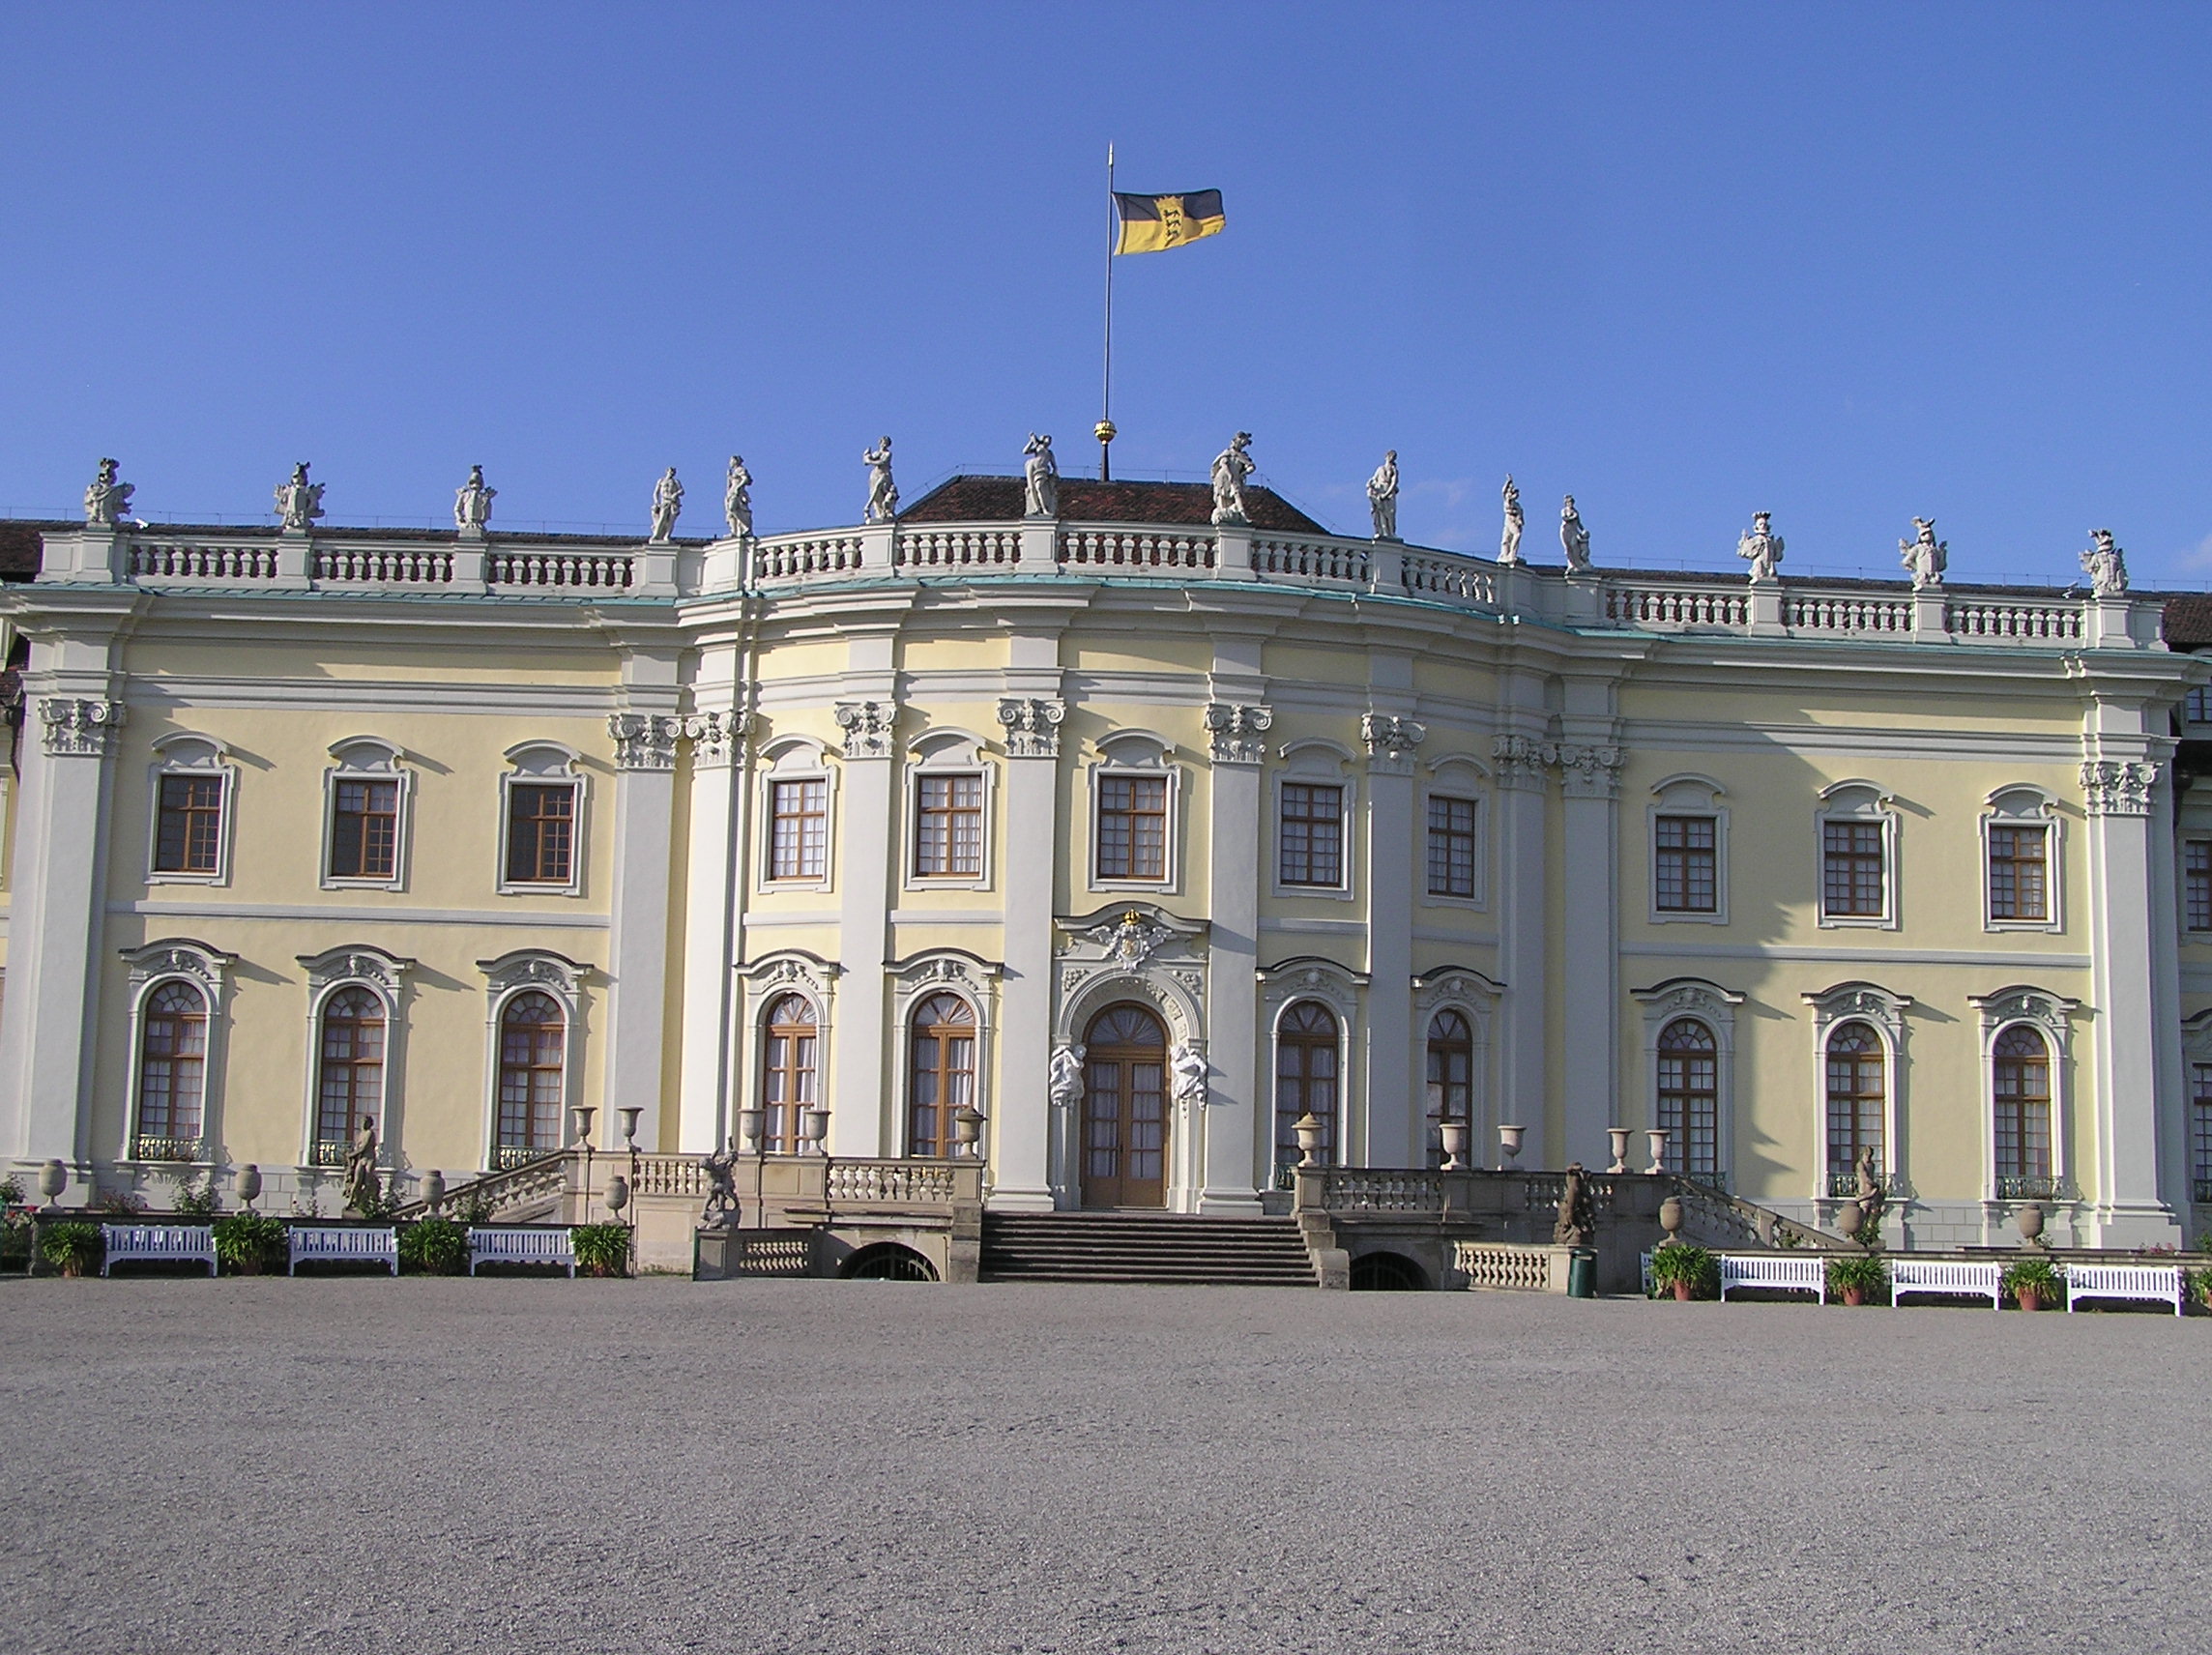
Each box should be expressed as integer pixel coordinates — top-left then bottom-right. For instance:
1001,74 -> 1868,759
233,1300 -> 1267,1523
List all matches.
1657,1195 -> 1684,1245
1645,1129 -> 1670,1175
1834,1202 -> 1865,1242
2016,1203 -> 2046,1248
235,1163 -> 264,1212
951,1105 -> 984,1159
604,1175 -> 630,1220
1607,1128 -> 1631,1175
38,1159 -> 68,1208
1497,1123 -> 1526,1167
800,1106 -> 831,1152
417,1169 -> 441,1213
1439,1120 -> 1470,1172
1293,1112 -> 1325,1168
737,1106 -> 766,1155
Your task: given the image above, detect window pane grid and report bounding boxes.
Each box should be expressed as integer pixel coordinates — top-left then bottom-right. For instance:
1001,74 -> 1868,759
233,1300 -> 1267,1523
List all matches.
1988,824 -> 2048,921
770,779 -> 828,880
314,987 -> 386,1149
1427,797 -> 1476,898
136,982 -> 209,1146
1280,784 -> 1345,887
155,775 -> 225,874
1097,774 -> 1168,881
331,779 -> 399,880
495,992 -> 566,1151
506,783 -> 577,886
1994,1026 -> 2052,1184
2192,1064 -> 2212,1197
1821,821 -> 1884,916
915,773 -> 983,878
1656,1019 -> 1719,1176
762,994 -> 818,1154
1654,815 -> 1716,913
1823,1023 -> 1884,1176
1275,1002 -> 1339,1168
2188,841 -> 2212,932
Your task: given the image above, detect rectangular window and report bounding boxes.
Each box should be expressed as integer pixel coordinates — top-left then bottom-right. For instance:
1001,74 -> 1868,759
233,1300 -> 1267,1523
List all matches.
2193,1064 -> 2212,1202
154,774 -> 224,874
770,779 -> 828,881
505,783 -> 577,886
1654,815 -> 1717,914
1821,821 -> 1884,917
1097,774 -> 1168,881
1426,796 -> 1477,898
1279,783 -> 1345,888
1988,824 -> 2049,922
914,773 -> 983,878
2189,841 -> 2212,932
2188,687 -> 2211,724
329,779 -> 399,881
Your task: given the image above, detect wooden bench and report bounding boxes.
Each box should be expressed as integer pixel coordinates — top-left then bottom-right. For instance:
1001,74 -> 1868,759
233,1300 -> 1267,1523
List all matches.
1719,1253 -> 1826,1303
289,1225 -> 398,1275
100,1223 -> 216,1277
1890,1259 -> 2002,1309
2065,1263 -> 2183,1316
468,1226 -> 575,1277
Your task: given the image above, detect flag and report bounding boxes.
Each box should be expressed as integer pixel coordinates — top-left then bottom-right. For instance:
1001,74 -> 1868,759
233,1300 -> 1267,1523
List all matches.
1113,189 -> 1225,254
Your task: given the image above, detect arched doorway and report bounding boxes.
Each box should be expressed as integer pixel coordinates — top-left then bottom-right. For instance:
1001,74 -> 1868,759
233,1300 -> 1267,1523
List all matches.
1081,1002 -> 1168,1208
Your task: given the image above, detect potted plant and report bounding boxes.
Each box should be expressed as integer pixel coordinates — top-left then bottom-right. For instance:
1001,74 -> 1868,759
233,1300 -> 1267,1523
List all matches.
1648,1241 -> 1714,1302
398,1217 -> 470,1276
571,1223 -> 632,1279
211,1212 -> 288,1275
2002,1256 -> 2064,1312
40,1221 -> 103,1279
1826,1253 -> 1888,1307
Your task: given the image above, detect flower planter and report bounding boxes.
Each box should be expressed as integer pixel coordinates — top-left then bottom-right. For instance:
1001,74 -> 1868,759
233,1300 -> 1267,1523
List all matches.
2016,1290 -> 2043,1313
1842,1286 -> 1866,1307
1672,1281 -> 1694,1303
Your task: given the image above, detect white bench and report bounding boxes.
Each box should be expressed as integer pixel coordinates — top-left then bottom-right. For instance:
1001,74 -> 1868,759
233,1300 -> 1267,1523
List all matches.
468,1226 -> 575,1277
2065,1263 -> 2183,1316
1891,1259 -> 2002,1309
1719,1253 -> 1826,1302
289,1225 -> 398,1275
100,1223 -> 217,1277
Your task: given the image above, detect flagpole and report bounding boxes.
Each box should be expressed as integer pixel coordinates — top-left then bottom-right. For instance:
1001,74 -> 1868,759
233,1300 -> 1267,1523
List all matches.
1096,143 -> 1117,481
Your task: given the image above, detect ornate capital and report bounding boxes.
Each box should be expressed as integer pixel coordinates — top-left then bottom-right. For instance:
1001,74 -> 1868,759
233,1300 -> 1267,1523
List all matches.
1554,741 -> 1624,799
2080,759 -> 2159,817
1492,733 -> 1549,793
1361,713 -> 1427,775
608,712 -> 681,771
997,697 -> 1065,759
1205,702 -> 1273,766
834,700 -> 895,761
681,711 -> 747,768
39,697 -> 126,758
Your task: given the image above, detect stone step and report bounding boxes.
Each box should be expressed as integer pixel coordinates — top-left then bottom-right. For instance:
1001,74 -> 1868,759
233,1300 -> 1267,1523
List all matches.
981,1212 -> 1318,1287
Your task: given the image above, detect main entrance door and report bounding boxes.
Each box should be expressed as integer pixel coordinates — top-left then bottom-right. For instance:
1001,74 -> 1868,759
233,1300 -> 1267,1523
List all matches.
1080,1003 -> 1168,1208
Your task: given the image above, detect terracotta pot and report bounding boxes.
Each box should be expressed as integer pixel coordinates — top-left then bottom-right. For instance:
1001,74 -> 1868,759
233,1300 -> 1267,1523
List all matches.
1842,1286 -> 1865,1307
2016,1289 -> 2042,1313
1672,1280 -> 1694,1302
56,1262 -> 85,1279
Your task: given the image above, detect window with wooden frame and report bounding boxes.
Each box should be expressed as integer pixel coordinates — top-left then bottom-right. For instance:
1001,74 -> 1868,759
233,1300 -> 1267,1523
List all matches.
1656,1018 -> 1719,1177
913,772 -> 984,878
1993,1025 -> 2053,1188
494,992 -> 566,1164
1274,1001 -> 1340,1169
770,777 -> 829,882
1279,783 -> 1345,888
1426,797 -> 1478,898
1987,824 -> 2050,922
761,993 -> 819,1154
154,774 -> 225,876
1654,816 -> 1718,914
2192,1062 -> 2212,1202
2188,840 -> 2212,932
314,986 -> 387,1160
906,993 -> 975,1158
1820,821 -> 1885,917
1824,1022 -> 1884,1186
505,784 -> 577,886
1097,773 -> 1169,882
133,980 -> 208,1160
1424,1009 -> 1473,1167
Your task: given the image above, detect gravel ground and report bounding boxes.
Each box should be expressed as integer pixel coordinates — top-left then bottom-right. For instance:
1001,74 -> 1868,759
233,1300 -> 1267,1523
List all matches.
0,1277 -> 2204,1655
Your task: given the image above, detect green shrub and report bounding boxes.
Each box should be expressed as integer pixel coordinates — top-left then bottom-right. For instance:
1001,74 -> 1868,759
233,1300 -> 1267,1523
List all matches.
211,1212 -> 288,1274
1826,1253 -> 1890,1298
40,1222 -> 103,1276
172,1170 -> 221,1217
1648,1242 -> 1716,1297
0,1175 -> 25,1205
571,1223 -> 632,1278
2001,1256 -> 2065,1305
398,1217 -> 469,1276
1,1209 -> 34,1265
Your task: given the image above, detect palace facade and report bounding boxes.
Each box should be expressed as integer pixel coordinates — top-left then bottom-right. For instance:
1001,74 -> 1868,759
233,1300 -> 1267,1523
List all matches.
1,460 -> 2206,1253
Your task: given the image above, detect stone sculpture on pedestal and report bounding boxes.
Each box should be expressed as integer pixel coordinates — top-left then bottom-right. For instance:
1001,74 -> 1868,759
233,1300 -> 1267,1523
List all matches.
863,437 -> 899,523
724,456 -> 754,538
1499,476 -> 1524,565
2081,528 -> 2127,596
342,1117 -> 381,1215
1366,450 -> 1399,539
454,465 -> 495,533
701,1142 -> 740,1227
1737,511 -> 1784,582
1209,432 -> 1253,526
1900,517 -> 1947,589
83,458 -> 133,527
649,468 -> 684,542
1022,433 -> 1059,518
1553,1161 -> 1595,1246
1559,494 -> 1592,573
276,463 -> 325,531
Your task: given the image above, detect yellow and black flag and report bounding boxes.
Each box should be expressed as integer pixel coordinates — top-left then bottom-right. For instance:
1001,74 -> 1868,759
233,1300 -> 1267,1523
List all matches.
1113,189 -> 1226,254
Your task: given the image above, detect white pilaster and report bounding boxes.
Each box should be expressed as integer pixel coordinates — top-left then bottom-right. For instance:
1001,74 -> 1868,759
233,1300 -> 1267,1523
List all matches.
603,702 -> 680,1152
1492,704 -> 1550,1166
1555,718 -> 1622,1172
1201,681 -> 1270,1212
991,684 -> 1066,1208
674,655 -> 748,1152
1360,709 -> 1423,1167
831,694 -> 896,1157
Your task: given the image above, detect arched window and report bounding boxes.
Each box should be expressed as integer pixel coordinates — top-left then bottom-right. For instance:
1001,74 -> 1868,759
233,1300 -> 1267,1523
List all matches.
315,986 -> 387,1162
1275,1001 -> 1340,1170
762,993 -> 819,1154
494,992 -> 565,1167
1425,1009 -> 1473,1168
1824,1022 -> 1884,1189
1656,1018 -> 1719,1178
1994,1024 -> 2052,1190
135,981 -> 208,1159
907,993 -> 975,1158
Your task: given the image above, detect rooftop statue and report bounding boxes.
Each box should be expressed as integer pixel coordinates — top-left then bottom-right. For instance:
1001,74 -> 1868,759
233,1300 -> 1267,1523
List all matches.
1499,475 -> 1524,565
1559,493 -> 1592,573
863,437 -> 899,523
1022,432 -> 1059,518
83,457 -> 133,528
454,465 -> 495,533
724,455 -> 754,538
1366,450 -> 1399,540
1737,510 -> 1784,582
649,467 -> 684,542
275,463 -> 325,532
1900,517 -> 1947,589
2081,528 -> 2127,596
1210,432 -> 1254,526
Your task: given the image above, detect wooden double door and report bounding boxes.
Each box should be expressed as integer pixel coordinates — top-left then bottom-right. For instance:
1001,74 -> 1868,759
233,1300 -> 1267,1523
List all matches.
1080,1003 -> 1168,1208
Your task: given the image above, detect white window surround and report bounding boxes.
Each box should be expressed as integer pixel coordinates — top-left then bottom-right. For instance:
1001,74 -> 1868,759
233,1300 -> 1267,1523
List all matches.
295,944 -> 415,1170
755,737 -> 838,895
321,736 -> 414,893
1968,985 -> 2079,1201
1412,967 -> 1500,1161
1646,772 -> 1729,927
1980,785 -> 2063,934
117,939 -> 236,1164
145,733 -> 238,887
476,949 -> 590,1168
888,951 -> 1002,1160
1802,980 -> 1911,1199
1814,779 -> 1899,931
1272,739 -> 1358,903
738,951 -> 841,1147
1420,753 -> 1490,912
1088,729 -> 1184,894
1630,977 -> 1743,1180
901,728 -> 997,893
496,741 -> 588,899
1259,956 -> 1368,1168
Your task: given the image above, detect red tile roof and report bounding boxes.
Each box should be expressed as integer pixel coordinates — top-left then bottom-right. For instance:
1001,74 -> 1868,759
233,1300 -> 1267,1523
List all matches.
0,520 -> 61,581
899,475 -> 1327,535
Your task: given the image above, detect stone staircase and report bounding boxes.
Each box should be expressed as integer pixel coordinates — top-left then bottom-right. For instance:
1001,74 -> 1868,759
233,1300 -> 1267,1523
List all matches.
981,1212 -> 1319,1287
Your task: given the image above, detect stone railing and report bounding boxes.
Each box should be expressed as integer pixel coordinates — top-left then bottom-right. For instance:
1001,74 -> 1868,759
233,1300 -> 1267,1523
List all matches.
1059,523 -> 1216,572
1604,582 -> 1751,628
752,531 -> 867,582
1312,1168 -> 1446,1212
1784,592 -> 1913,635
488,547 -> 634,590
630,1154 -> 710,1200
128,538 -> 280,582
394,1148 -> 572,1221
1453,1240 -> 1561,1292
1253,532 -> 1370,587
316,545 -> 455,585
826,1159 -> 967,1205
1947,597 -> 2083,642
1668,1176 -> 1846,1252
895,524 -> 1021,573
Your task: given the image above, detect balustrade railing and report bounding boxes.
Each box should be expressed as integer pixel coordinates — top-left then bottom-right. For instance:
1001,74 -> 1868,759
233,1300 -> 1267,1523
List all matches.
129,539 -> 279,581
753,532 -> 866,581
1995,1174 -> 2080,1202
895,524 -> 1020,572
1785,593 -> 1912,635
1605,584 -> 1750,627
1947,598 -> 2083,642
487,548 -> 633,589
1402,551 -> 1496,606
1253,533 -> 1370,586
826,1159 -> 962,1205
130,1135 -> 202,1164
1059,524 -> 1215,571
315,545 -> 454,584
1318,1169 -> 1445,1211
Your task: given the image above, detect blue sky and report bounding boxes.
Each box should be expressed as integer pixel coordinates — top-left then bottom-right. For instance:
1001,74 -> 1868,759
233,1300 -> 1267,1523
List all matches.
3,3 -> 2209,587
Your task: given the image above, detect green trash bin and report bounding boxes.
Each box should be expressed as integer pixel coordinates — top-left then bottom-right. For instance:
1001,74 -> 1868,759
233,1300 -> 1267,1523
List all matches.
1566,1247 -> 1597,1299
